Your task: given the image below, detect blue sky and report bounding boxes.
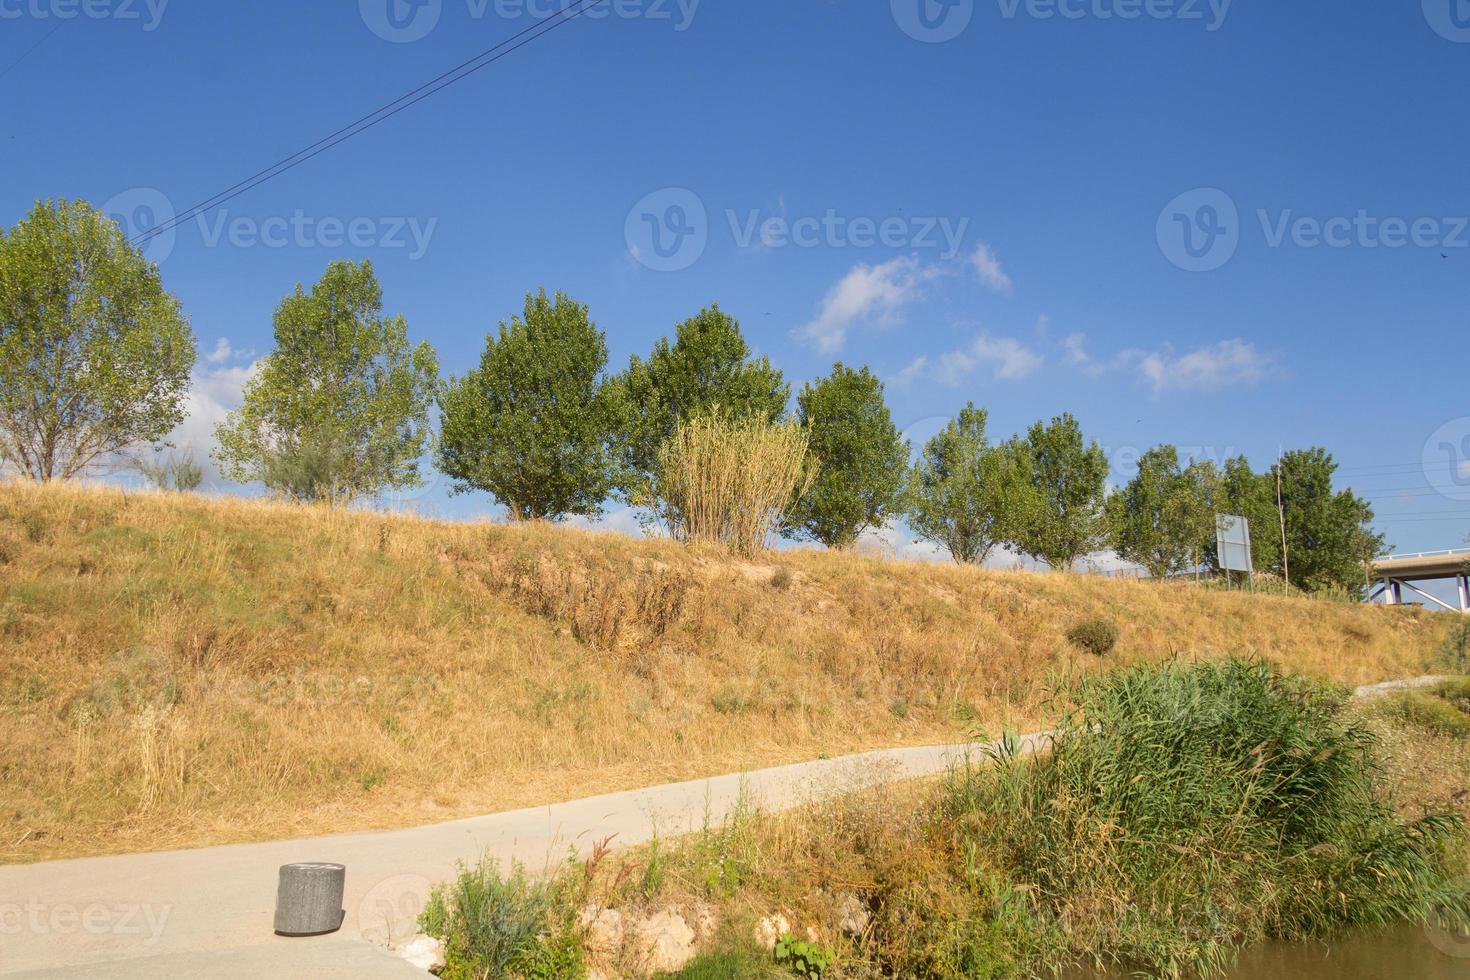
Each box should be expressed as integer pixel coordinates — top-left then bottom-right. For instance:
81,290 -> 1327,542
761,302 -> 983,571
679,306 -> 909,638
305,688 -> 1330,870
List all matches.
3,0 -> 1468,565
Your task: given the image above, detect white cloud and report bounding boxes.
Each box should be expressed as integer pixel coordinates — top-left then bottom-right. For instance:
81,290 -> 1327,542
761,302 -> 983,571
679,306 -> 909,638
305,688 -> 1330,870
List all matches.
1059,334 -> 1284,396
204,337 -> 253,365
159,340 -> 260,486
1061,332 -> 1094,370
933,333 -> 1044,384
1134,339 -> 1284,396
854,523 -> 947,563
795,256 -> 938,353
968,243 -> 1013,295
892,355 -> 929,389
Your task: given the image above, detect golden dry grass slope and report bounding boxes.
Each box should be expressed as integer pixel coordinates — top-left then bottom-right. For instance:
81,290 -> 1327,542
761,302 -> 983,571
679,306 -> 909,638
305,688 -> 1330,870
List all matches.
0,481 -> 1452,863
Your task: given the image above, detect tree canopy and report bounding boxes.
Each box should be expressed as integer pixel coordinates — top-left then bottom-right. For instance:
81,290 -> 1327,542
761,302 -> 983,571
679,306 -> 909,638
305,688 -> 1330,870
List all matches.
0,198 -> 195,480
1109,445 -> 1217,579
614,305 -> 788,492
1008,413 -> 1110,570
906,404 -> 1024,565
1273,448 -> 1384,592
437,289 -> 621,521
785,363 -> 908,549
213,259 -> 438,504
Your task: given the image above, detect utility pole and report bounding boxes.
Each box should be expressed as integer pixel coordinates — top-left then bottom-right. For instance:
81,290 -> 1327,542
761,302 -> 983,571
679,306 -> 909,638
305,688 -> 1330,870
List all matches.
1276,449 -> 1290,590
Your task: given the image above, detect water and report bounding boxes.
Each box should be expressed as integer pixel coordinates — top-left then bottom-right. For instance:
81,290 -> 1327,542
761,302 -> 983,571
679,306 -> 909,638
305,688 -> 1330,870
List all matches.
1070,925 -> 1470,979
1225,926 -> 1470,980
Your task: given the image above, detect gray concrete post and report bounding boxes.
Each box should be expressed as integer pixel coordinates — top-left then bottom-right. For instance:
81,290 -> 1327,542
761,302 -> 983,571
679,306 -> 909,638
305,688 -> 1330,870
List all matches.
274,863 -> 346,936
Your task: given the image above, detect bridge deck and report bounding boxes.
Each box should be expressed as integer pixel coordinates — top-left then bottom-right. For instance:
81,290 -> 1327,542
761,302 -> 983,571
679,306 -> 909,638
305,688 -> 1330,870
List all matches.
1370,550 -> 1470,612
1372,550 -> 1470,581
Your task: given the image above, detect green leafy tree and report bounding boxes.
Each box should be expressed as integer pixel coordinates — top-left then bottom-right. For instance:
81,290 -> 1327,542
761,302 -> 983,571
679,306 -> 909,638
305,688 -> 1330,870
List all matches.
437,289 -> 621,521
214,259 -> 438,505
1272,447 -> 1384,592
1009,413 -> 1110,571
1109,445 -> 1216,579
1209,455 -> 1282,574
1179,458 -> 1223,571
614,305 -> 788,492
907,403 -> 1026,564
0,198 -> 195,480
785,363 -> 907,549
1205,451 -> 1382,591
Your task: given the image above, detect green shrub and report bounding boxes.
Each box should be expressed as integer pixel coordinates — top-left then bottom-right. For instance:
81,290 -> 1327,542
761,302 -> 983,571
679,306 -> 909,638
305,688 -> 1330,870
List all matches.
685,794 -> 758,898
772,934 -> 834,977
1382,689 -> 1470,739
420,858 -> 585,980
942,658 -> 1470,978
1440,620 -> 1470,673
1065,617 -> 1118,656
1435,677 -> 1470,709
712,687 -> 753,716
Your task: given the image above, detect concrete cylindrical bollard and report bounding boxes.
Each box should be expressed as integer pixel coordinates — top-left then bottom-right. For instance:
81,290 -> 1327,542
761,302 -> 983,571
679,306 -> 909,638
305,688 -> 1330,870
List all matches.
274,862 -> 347,937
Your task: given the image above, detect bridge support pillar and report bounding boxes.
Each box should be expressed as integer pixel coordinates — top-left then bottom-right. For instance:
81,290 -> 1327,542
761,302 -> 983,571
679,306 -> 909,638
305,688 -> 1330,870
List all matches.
1459,576 -> 1469,613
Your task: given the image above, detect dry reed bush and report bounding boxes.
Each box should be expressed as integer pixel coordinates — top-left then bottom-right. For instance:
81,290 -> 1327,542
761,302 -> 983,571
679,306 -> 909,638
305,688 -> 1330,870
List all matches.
0,479 -> 1452,863
651,411 -> 815,556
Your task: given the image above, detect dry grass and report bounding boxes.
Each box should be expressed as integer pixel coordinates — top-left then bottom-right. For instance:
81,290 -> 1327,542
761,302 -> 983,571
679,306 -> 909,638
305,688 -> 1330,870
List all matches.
652,411 -> 815,555
0,480 -> 1452,864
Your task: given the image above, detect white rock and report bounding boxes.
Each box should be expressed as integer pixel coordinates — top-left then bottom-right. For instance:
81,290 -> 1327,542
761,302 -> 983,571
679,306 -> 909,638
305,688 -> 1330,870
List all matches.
579,905 -> 626,958
838,894 -> 871,938
397,933 -> 446,973
755,913 -> 791,950
633,910 -> 697,973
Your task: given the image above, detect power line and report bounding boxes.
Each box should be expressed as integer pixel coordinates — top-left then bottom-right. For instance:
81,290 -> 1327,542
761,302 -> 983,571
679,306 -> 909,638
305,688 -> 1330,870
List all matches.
1348,485 -> 1470,495
134,0 -> 606,247
0,19 -> 65,83
1357,491 -> 1470,502
1337,461 -> 1459,474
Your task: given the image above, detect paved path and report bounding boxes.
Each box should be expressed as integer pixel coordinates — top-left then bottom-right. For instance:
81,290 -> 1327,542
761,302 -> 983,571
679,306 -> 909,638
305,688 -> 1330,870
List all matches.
0,735 -> 1050,979
1,674 -> 1441,979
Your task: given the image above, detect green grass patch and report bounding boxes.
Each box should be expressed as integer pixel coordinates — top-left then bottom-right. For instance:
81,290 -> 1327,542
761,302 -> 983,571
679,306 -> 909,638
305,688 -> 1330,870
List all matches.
657,946 -> 782,979
941,658 -> 1470,978
420,858 -> 586,980
1380,689 -> 1470,739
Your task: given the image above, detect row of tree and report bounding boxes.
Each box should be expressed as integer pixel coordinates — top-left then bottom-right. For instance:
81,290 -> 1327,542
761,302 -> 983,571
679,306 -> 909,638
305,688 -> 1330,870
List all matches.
0,199 -> 1385,590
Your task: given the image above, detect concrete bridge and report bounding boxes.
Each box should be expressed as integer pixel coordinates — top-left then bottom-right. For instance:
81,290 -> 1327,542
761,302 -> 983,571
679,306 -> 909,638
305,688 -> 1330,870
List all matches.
1370,549 -> 1470,613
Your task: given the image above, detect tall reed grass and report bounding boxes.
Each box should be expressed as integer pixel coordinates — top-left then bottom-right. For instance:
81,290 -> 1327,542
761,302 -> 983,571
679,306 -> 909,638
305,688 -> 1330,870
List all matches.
651,411 -> 815,556
943,659 -> 1470,977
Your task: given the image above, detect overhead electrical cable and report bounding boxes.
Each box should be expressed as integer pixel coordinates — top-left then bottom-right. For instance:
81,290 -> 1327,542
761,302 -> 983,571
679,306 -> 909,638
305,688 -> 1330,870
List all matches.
133,0 -> 607,247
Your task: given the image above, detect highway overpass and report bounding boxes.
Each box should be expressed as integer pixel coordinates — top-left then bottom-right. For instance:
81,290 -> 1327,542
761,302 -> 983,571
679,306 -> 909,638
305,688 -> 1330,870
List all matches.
1370,549 -> 1470,613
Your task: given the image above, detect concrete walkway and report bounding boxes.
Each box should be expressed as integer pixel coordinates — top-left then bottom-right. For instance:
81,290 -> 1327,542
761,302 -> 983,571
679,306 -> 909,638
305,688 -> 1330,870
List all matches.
1,674 -> 1441,979
0,735 -> 1049,979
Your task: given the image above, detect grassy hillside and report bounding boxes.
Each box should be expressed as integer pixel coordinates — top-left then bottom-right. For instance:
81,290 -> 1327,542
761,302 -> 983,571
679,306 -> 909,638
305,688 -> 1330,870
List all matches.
0,481 -> 1449,863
